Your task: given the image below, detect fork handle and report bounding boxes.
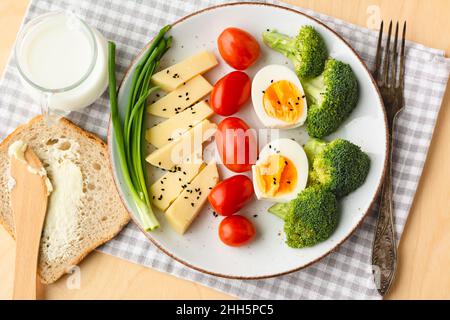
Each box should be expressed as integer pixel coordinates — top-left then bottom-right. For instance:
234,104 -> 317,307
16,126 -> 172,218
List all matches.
372,144 -> 398,296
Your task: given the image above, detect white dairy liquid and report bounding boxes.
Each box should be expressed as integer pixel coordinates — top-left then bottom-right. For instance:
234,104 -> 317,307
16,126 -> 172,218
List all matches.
16,13 -> 108,113
19,14 -> 93,89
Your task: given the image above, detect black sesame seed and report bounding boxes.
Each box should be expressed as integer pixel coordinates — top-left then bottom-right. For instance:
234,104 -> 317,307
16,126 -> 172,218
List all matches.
162,108 -> 167,111
166,70 -> 170,74
178,95 -> 182,98
287,181 -> 291,184
156,94 -> 160,98
191,203 -> 195,207
253,214 -> 258,218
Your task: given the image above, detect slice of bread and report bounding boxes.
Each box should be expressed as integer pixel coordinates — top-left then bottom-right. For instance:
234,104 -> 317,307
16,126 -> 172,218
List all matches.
0,116 -> 130,284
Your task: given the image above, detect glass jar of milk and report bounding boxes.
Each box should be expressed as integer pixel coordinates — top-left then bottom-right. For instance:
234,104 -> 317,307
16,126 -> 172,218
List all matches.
15,12 -> 108,118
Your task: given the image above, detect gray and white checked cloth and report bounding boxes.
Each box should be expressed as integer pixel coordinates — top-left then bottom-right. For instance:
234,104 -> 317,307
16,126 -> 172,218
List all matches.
1,0 -> 449,300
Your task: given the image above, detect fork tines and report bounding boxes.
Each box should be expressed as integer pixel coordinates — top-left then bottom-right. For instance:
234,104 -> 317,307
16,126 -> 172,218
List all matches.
374,21 -> 407,89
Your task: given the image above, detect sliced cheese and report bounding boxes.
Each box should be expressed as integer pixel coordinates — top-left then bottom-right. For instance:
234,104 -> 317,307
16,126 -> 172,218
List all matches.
145,119 -> 217,170
151,51 -> 218,91
150,161 -> 205,212
146,101 -> 213,148
166,161 -> 219,234
147,75 -> 212,118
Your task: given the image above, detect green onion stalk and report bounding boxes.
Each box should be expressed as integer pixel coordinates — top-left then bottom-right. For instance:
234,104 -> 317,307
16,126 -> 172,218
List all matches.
108,26 -> 172,231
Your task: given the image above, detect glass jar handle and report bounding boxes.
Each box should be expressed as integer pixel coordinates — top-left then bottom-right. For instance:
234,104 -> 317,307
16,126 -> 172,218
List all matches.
40,92 -> 70,124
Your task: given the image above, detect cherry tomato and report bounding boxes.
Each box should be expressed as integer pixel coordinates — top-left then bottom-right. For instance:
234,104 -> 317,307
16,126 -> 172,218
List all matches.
218,27 -> 260,70
210,71 -> 251,116
215,117 -> 257,173
208,175 -> 254,216
219,215 -> 256,247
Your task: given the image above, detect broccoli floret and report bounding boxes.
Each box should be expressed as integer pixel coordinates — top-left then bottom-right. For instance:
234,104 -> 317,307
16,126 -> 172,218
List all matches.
305,138 -> 370,198
303,59 -> 359,138
269,186 -> 338,248
303,136 -> 327,166
263,25 -> 328,79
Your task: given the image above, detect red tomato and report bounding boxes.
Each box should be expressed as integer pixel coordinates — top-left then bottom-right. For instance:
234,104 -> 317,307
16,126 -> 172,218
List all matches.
208,175 -> 254,216
219,215 -> 256,247
210,71 -> 251,116
218,27 -> 260,70
215,117 -> 257,173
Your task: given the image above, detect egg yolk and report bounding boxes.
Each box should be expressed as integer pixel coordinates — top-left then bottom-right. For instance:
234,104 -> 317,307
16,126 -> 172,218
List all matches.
263,80 -> 304,123
255,154 -> 297,197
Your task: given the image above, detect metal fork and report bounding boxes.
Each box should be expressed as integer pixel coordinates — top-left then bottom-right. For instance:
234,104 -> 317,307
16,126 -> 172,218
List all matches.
371,20 -> 407,296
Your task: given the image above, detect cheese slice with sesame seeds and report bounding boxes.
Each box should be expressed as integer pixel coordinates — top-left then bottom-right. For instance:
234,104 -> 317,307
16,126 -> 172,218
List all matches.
151,51 -> 218,91
150,161 -> 205,212
165,161 -> 219,234
147,75 -> 213,118
146,101 -> 213,148
145,119 -> 216,170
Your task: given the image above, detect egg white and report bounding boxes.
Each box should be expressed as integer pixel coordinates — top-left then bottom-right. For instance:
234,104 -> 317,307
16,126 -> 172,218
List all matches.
252,138 -> 309,202
251,64 -> 307,129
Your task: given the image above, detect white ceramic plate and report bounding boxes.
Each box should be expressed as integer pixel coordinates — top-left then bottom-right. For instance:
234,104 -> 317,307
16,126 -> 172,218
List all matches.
108,2 -> 387,279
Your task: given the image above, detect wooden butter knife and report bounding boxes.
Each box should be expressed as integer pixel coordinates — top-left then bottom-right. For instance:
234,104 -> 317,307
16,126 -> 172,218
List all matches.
10,146 -> 49,300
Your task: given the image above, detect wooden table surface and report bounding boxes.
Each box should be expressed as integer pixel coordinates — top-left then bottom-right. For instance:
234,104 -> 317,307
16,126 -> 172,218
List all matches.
0,0 -> 449,300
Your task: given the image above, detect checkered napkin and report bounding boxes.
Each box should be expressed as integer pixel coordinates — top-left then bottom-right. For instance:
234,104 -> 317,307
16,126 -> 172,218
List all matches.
1,0 -> 449,300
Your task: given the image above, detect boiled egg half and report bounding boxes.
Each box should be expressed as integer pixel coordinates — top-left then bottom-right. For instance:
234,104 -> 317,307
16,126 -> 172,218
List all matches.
251,64 -> 307,129
252,138 -> 308,202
